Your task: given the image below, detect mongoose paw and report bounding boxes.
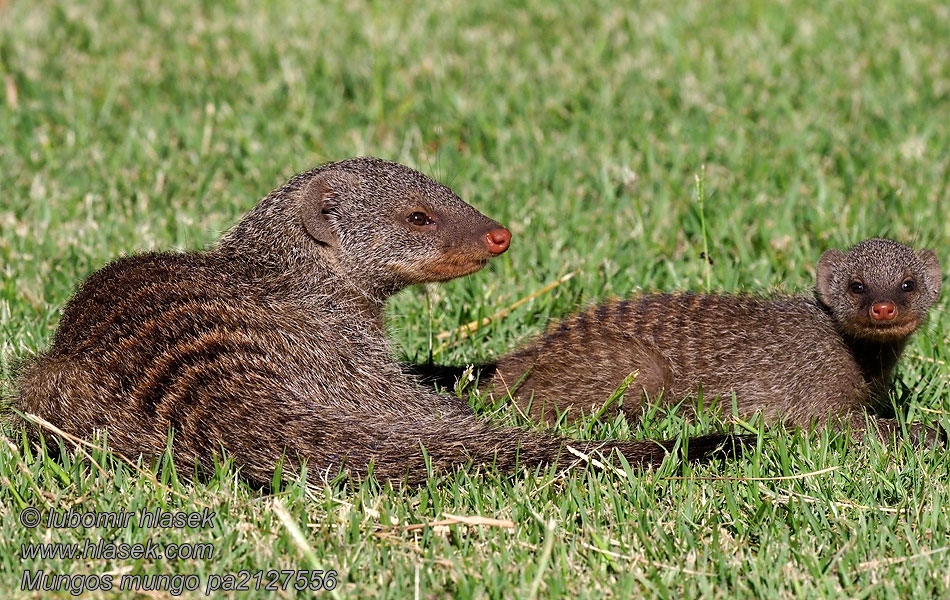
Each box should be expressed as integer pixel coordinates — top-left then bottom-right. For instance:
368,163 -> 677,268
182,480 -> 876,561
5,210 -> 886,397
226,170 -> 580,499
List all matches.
903,423 -> 948,448
864,418 -> 947,448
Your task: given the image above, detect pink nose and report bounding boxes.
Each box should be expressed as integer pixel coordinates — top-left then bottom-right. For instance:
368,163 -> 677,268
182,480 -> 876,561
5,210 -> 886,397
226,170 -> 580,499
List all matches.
485,227 -> 511,255
870,301 -> 897,321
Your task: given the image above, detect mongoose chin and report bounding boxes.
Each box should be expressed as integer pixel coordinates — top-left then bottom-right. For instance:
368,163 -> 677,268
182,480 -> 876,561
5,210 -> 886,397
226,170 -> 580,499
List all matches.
15,157 -> 746,487
437,238 -> 943,444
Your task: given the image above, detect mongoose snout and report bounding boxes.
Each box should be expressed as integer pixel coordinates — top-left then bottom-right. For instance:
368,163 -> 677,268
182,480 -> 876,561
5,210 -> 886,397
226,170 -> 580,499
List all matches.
870,301 -> 896,321
406,219 -> 510,282
484,227 -> 512,255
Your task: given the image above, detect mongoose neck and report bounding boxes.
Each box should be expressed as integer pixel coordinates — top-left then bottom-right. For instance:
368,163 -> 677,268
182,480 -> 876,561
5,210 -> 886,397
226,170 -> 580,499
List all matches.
815,292 -> 913,383
846,335 -> 907,385
208,243 -> 389,330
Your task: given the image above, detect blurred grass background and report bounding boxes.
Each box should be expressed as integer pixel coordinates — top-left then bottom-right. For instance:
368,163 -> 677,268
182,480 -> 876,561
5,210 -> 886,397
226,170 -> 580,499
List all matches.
1,0 -> 949,598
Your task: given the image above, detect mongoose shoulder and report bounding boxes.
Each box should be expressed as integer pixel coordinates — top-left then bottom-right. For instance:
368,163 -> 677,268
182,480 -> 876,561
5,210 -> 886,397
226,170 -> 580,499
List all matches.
15,157 -> 743,486
483,239 -> 943,440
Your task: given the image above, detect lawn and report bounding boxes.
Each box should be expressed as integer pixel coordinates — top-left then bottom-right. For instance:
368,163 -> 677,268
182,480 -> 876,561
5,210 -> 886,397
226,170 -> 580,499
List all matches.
1,0 -> 949,597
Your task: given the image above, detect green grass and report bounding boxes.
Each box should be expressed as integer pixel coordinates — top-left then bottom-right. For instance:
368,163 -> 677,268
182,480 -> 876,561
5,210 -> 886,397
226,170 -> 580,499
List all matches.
2,0 -> 950,597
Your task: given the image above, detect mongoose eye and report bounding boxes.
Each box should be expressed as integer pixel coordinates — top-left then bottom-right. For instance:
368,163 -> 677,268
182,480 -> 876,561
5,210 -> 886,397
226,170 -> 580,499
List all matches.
849,281 -> 865,294
407,212 -> 433,227
901,279 -> 916,293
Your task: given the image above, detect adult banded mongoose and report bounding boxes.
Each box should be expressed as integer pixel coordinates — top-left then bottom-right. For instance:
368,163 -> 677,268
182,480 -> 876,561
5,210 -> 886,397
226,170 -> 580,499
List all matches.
14,157 -> 743,486
480,239 -> 943,441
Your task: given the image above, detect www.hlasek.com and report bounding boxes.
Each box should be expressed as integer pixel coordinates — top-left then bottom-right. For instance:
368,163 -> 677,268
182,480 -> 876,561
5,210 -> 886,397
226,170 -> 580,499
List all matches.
18,507 -> 338,596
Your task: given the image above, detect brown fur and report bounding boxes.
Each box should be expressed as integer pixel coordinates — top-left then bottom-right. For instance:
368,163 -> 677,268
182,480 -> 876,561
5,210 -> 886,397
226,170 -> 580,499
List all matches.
14,158 -> 744,486
478,239 -> 943,442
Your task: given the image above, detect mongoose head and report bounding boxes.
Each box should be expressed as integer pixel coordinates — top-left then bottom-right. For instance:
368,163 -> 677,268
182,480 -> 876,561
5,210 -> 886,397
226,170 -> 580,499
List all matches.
298,158 -> 510,295
218,158 -> 510,303
299,158 -> 511,291
816,238 -> 942,342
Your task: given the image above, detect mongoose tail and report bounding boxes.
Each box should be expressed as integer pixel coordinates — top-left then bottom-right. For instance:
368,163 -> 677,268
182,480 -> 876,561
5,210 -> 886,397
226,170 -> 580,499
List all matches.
329,420 -> 754,485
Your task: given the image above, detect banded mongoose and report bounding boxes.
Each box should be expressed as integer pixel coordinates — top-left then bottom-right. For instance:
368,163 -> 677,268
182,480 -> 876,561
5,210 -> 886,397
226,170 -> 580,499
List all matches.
14,158 -> 743,486
479,239 -> 943,441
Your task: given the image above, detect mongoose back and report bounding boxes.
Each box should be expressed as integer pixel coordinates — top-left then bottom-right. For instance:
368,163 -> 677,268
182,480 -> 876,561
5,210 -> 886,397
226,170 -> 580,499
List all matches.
485,239 -> 943,440
15,158 -> 742,486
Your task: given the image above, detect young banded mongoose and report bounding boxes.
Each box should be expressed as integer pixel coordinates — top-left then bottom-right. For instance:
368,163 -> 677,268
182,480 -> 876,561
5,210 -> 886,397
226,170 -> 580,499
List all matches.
485,239 -> 943,441
14,158 -> 743,486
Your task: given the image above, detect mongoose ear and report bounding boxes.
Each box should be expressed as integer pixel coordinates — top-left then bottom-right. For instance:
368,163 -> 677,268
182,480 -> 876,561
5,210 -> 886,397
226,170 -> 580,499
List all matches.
918,249 -> 943,302
300,170 -> 357,246
816,249 -> 845,306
